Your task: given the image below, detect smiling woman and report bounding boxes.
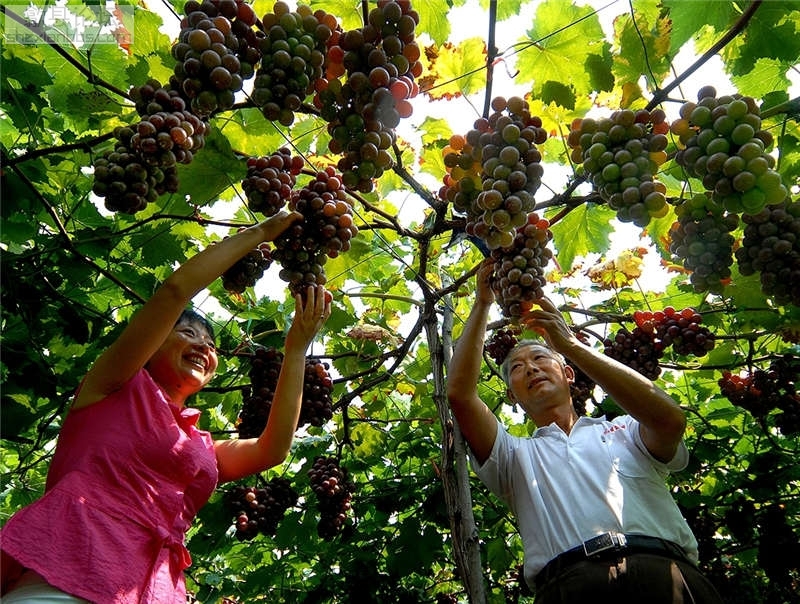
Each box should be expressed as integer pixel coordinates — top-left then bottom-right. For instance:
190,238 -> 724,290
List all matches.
0,211 -> 332,604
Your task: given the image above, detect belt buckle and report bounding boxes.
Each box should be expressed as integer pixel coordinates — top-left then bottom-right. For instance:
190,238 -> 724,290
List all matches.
582,532 -> 627,557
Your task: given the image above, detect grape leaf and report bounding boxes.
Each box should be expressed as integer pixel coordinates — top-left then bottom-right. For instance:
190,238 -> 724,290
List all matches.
611,11 -> 672,90
414,0 -> 452,45
515,0 -> 607,98
419,38 -> 487,101
731,57 -> 791,99
662,0 -> 738,55
726,4 -> 800,77
549,203 -> 616,272
173,127 -> 247,205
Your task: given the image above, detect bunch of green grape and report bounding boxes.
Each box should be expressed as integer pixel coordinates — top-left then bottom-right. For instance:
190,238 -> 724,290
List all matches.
671,86 -> 788,214
567,108 -> 670,227
489,213 -> 553,319
251,2 -> 335,126
451,96 -> 547,251
669,193 -> 739,294
438,133 -> 482,216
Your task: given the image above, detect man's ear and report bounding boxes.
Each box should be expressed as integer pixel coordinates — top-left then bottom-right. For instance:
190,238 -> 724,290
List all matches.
563,363 -> 576,383
506,388 -> 517,404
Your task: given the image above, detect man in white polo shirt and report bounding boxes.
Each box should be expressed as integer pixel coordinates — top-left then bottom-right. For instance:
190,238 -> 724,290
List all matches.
446,259 -> 723,602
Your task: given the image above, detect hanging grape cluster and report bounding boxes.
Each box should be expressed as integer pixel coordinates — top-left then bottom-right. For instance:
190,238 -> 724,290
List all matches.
671,86 -> 788,215
313,0 -> 422,192
484,327 -> 520,366
634,306 -> 716,357
226,478 -> 298,540
568,108 -> 669,227
669,193 -> 739,294
91,127 -> 180,214
438,133 -> 483,224
241,148 -> 305,216
718,354 -> 799,435
308,455 -> 354,540
299,358 -> 334,427
272,168 -> 358,295
603,326 -> 665,380
170,0 -> 259,116
252,2 -> 336,126
126,81 -> 209,168
443,97 -> 547,251
489,213 -> 553,320
222,241 -> 272,294
237,346 -> 284,438
735,198 -> 800,307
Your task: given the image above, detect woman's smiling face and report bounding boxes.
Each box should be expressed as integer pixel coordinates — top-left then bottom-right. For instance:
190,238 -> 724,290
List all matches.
146,321 -> 218,402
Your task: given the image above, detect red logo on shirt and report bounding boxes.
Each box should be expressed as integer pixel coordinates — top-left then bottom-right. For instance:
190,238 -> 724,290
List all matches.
603,424 -> 626,435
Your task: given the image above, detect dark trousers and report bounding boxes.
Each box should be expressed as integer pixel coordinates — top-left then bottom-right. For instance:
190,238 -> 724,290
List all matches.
534,553 -> 724,604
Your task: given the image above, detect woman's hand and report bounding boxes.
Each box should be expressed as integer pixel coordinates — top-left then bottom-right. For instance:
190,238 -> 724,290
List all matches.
256,210 -> 303,242
286,285 -> 331,352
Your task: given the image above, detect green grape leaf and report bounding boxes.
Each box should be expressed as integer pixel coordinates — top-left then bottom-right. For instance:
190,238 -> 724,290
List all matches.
549,203 -> 616,272
731,57 -> 792,98
516,0 -> 606,98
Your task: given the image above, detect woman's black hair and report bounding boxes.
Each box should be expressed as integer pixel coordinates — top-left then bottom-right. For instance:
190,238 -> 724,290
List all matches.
176,309 -> 215,342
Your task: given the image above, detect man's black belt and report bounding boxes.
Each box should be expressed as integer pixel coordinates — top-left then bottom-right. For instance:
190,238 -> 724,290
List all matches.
534,533 -> 692,589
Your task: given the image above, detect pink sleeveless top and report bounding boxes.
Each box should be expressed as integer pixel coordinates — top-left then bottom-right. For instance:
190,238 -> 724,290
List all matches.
1,369 -> 219,603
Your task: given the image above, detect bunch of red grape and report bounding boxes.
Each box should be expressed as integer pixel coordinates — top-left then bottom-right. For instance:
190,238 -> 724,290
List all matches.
222,242 -> 272,294
271,168 -> 358,295
734,198 -> 800,307
299,358 -> 334,427
312,0 -> 422,192
170,0 -> 259,116
241,149 -> 305,216
484,327 -> 519,366
568,108 -> 669,227
251,2 -> 336,126
718,355 -> 798,433
226,477 -> 298,540
671,86 -> 788,214
447,96 -> 547,251
91,127 -> 179,214
669,193 -> 739,295
634,306 -> 716,357
237,346 -> 284,438
603,326 -> 665,380
308,455 -> 354,540
489,213 -> 554,320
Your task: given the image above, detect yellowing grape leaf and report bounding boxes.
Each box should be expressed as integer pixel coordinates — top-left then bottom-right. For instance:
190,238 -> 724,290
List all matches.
612,11 -> 672,90
585,248 -> 648,290
419,38 -> 488,101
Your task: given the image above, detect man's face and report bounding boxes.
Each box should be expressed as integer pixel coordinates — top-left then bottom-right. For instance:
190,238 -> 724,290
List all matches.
506,345 -> 573,415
